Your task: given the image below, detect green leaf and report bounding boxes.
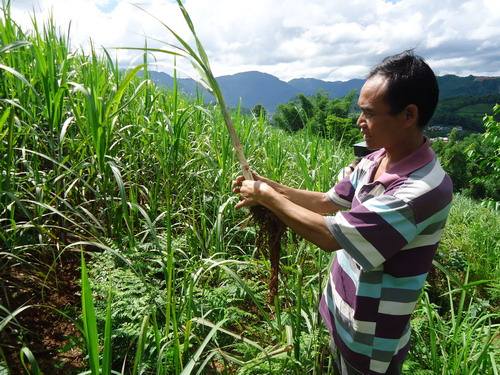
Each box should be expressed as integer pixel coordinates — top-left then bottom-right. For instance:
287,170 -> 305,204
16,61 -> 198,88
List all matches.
106,64 -> 145,119
132,314 -> 150,375
81,252 -> 100,375
19,347 -> 41,375
181,318 -> 227,375
0,40 -> 31,54
102,288 -> 113,375
0,107 -> 11,141
0,63 -> 37,94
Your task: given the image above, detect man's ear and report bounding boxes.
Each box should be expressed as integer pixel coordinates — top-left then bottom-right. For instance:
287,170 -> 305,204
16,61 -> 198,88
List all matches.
403,104 -> 418,127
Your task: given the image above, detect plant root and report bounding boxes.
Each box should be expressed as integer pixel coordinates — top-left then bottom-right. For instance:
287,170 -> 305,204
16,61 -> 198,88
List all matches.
250,205 -> 286,304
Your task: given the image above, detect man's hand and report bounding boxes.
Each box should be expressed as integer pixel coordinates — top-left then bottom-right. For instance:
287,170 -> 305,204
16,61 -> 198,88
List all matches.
231,173 -> 341,252
232,176 -> 276,209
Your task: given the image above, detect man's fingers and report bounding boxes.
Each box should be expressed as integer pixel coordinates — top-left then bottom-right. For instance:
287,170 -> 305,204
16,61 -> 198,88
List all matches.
232,175 -> 245,189
235,200 -> 247,210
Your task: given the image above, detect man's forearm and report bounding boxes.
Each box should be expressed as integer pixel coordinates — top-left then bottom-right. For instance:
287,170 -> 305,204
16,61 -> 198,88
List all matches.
261,189 -> 341,252
262,178 -> 340,215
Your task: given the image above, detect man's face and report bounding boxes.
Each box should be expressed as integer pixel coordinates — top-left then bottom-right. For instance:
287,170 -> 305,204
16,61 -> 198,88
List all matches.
356,75 -> 406,150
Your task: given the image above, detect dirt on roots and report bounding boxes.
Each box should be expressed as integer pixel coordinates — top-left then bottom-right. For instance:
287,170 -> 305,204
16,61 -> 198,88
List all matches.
251,206 -> 286,303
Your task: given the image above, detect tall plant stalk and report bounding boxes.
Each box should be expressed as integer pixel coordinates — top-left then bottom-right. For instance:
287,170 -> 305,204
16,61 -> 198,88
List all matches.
130,0 -> 253,181
128,0 -> 287,301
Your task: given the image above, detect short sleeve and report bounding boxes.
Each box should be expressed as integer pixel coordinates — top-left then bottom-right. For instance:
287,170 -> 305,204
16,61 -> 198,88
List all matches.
326,176 -> 355,208
326,162 -> 365,208
324,194 -> 418,271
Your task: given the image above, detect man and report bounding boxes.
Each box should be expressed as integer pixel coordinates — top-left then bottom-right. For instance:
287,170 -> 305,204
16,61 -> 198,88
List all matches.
232,50 -> 453,374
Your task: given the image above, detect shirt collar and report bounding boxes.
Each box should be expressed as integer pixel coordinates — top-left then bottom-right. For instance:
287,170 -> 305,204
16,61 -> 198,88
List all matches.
374,137 -> 435,186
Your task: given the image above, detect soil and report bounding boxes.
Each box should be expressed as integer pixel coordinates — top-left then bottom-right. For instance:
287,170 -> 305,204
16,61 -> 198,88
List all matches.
0,251 -> 85,374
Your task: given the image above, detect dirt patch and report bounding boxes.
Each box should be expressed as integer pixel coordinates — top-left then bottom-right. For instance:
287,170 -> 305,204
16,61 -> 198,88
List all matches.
0,251 -> 85,374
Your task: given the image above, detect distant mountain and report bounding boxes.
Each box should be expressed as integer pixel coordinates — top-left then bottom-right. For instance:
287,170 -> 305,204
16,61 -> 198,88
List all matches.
438,75 -> 500,98
145,70 -> 298,111
143,70 -> 500,114
143,70 -> 363,112
288,77 -> 364,98
146,71 -> 210,98
217,71 -> 299,112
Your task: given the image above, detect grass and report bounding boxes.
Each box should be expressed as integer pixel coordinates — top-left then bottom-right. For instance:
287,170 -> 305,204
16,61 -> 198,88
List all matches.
1,1 -> 499,374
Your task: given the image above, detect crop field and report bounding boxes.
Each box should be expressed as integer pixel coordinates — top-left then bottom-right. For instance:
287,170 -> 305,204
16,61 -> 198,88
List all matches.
0,3 -> 499,375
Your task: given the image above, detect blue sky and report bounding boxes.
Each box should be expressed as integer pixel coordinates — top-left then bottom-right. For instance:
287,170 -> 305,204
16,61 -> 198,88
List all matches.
10,0 -> 500,81
96,0 -> 118,13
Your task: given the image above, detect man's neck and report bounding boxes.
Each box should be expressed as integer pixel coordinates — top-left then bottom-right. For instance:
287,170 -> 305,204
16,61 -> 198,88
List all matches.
384,132 -> 425,169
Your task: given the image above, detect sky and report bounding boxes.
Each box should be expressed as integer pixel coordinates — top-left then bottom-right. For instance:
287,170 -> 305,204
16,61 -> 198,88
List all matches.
9,0 -> 500,82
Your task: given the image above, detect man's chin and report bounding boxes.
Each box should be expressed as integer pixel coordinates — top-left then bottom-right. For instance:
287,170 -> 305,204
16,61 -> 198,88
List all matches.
364,137 -> 382,151
363,136 -> 374,147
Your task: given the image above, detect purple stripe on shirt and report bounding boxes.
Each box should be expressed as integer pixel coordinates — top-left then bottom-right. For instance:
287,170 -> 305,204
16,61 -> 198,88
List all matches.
383,245 -> 438,277
319,296 -> 334,334
383,177 -> 409,195
332,259 -> 357,308
352,194 -> 362,208
410,175 -> 453,223
334,178 -> 355,202
342,205 -> 408,260
375,314 -> 411,339
353,296 -> 380,321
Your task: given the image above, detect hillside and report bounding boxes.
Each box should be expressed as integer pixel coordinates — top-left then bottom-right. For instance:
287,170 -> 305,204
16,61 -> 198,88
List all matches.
287,77 -> 365,98
428,93 -> 500,133
438,74 -> 500,98
217,71 -> 299,111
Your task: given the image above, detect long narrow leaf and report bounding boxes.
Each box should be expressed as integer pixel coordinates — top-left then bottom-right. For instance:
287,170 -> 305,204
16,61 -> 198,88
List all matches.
132,314 -> 150,375
81,252 -> 100,375
19,347 -> 41,375
0,305 -> 33,332
102,288 -> 113,375
106,64 -> 145,119
0,63 -> 37,94
181,318 -> 227,375
0,40 -> 31,54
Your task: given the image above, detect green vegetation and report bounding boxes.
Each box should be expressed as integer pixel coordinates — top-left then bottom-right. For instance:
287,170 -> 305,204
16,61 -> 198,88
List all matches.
432,104 -> 500,201
0,2 -> 498,374
272,92 -> 361,145
427,94 -> 500,135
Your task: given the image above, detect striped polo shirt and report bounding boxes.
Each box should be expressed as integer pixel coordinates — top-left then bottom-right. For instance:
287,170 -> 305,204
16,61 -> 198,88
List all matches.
320,138 -> 453,374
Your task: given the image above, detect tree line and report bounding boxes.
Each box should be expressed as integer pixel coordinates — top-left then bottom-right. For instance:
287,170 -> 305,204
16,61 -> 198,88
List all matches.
253,91 -> 362,145
432,104 -> 500,202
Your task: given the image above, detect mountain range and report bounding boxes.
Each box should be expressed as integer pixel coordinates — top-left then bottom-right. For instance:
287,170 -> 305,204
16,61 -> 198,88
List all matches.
144,70 -> 500,113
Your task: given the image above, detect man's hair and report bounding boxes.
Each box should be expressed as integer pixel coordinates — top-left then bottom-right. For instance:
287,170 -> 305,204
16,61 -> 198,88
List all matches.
368,50 -> 439,129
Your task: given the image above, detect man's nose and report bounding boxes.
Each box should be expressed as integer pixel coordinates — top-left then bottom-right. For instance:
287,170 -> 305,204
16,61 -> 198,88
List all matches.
356,113 -> 365,127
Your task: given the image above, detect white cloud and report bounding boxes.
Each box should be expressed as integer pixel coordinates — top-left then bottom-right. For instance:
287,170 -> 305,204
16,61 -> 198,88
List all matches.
8,0 -> 500,81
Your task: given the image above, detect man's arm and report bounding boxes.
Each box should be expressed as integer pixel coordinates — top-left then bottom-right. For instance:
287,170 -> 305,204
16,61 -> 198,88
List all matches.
234,180 -> 342,252
232,173 -> 342,215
